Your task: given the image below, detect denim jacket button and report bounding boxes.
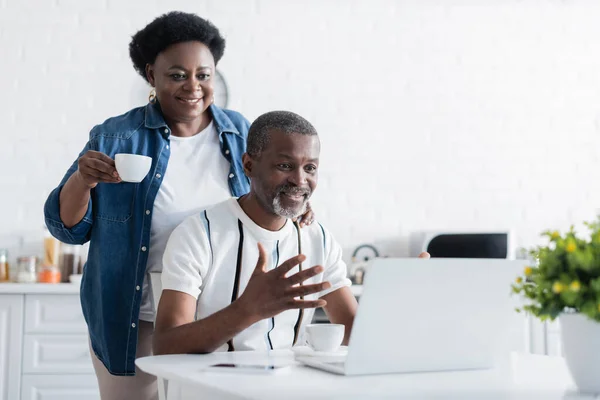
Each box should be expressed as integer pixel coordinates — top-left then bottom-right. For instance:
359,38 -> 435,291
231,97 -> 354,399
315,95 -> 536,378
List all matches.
155,173 -> 162,179
145,210 -> 151,215
131,323 -> 136,328
136,285 -> 140,291
164,128 -> 169,134
225,150 -> 230,155
141,246 -> 147,252
229,173 -> 234,179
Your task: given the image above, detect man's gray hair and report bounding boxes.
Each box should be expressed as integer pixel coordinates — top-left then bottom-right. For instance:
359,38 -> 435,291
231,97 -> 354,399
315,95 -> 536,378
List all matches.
246,111 -> 318,157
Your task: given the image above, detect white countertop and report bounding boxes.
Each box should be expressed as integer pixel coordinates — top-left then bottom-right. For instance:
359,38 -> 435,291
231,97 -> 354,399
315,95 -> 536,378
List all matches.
137,351 -> 592,400
0,283 -> 80,294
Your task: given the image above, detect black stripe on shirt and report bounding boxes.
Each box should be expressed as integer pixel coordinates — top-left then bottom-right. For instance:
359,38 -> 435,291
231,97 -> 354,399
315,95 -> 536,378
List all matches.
266,240 -> 279,350
292,221 -> 304,346
318,222 -> 326,254
204,210 -> 213,261
227,219 -> 245,352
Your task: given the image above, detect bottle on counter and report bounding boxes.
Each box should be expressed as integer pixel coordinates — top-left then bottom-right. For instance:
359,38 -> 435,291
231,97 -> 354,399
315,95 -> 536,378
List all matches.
39,232 -> 61,283
43,229 -> 61,267
0,249 -> 9,282
58,244 -> 81,283
16,256 -> 38,283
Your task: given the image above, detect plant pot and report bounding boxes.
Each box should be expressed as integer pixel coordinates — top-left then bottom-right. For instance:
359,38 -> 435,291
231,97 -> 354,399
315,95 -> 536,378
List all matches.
560,313 -> 600,393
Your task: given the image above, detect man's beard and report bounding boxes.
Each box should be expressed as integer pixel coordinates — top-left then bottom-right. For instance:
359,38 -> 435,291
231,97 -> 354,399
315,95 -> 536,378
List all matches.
271,184 -> 311,219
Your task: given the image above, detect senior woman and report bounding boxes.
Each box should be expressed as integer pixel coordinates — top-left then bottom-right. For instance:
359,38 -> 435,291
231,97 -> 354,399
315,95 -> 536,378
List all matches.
44,11 -> 313,400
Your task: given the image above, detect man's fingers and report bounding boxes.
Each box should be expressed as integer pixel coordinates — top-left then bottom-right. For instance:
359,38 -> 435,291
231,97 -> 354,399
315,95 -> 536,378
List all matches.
274,254 -> 306,276
418,252 -> 431,259
286,265 -> 324,285
254,243 -> 268,273
288,299 -> 327,309
285,281 -> 331,297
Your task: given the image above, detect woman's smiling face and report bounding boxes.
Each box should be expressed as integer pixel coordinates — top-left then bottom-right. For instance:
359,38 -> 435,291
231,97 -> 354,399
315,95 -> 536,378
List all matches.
146,41 -> 215,124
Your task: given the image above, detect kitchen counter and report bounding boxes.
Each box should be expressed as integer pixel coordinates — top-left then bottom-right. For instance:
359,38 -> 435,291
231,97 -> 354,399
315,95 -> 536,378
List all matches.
0,283 -> 362,296
0,282 -> 80,294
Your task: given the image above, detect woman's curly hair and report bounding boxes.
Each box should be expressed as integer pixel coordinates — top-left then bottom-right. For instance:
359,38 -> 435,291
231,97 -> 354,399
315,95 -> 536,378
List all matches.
129,11 -> 226,82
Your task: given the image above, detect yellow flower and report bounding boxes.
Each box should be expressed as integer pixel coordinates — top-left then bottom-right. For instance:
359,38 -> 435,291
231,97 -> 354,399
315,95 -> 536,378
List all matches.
569,281 -> 581,292
550,231 -> 560,240
552,282 -> 564,294
524,267 -> 533,276
565,241 -> 577,253
515,277 -> 523,284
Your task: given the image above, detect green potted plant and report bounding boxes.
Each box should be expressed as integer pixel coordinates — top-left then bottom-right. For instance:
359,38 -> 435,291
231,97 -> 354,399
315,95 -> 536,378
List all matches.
512,218 -> 600,393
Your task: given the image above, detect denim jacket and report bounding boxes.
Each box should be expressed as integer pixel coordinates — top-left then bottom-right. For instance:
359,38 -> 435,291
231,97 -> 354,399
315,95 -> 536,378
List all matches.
44,102 -> 250,375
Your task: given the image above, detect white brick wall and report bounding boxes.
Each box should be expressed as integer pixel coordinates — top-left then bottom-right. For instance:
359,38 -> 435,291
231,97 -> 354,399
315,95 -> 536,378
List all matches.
2,0 -> 600,262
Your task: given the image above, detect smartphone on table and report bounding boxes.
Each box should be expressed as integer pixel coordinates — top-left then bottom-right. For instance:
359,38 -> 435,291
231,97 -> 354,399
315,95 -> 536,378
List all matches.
204,363 -> 291,375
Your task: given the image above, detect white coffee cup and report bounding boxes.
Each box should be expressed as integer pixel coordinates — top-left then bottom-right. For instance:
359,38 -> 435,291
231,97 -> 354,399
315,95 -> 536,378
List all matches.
305,323 -> 344,352
115,154 -> 152,183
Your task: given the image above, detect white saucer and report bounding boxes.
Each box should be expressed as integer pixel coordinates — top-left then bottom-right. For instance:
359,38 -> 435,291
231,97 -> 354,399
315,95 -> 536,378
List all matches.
291,345 -> 348,358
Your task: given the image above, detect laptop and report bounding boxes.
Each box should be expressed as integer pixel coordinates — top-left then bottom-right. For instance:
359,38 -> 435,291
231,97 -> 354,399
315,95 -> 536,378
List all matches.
297,258 -> 527,375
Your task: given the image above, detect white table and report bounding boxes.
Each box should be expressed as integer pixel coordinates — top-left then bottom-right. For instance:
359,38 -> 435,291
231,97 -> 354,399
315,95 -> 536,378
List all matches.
136,350 -> 599,400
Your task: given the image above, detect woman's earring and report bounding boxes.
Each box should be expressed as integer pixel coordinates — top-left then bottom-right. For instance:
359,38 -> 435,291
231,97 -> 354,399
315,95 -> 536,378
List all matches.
148,88 -> 157,104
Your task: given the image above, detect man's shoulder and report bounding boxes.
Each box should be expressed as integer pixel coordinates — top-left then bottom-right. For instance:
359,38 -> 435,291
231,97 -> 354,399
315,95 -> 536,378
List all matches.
299,221 -> 335,248
203,198 -> 237,218
171,212 -> 207,238
188,198 -> 240,234
173,199 -> 233,229
167,201 -> 236,251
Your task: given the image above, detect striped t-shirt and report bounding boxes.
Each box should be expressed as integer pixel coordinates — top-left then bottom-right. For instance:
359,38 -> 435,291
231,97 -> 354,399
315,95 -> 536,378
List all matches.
161,197 -> 351,351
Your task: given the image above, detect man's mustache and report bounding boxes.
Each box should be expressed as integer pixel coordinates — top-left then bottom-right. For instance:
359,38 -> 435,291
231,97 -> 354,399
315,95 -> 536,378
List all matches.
277,184 -> 311,197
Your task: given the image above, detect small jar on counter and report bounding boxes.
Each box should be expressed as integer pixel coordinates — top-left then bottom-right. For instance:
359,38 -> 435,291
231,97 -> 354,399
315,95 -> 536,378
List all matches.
16,256 -> 38,283
38,264 -> 61,284
0,249 -> 9,282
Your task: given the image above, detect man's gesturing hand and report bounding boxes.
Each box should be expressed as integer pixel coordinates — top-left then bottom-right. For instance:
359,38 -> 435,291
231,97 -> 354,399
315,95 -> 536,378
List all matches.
237,243 -> 330,322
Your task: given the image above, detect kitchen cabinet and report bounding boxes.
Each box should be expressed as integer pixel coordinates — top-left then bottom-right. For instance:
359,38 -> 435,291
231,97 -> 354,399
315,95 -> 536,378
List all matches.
21,375 -> 99,400
0,285 -> 99,400
0,295 -> 23,400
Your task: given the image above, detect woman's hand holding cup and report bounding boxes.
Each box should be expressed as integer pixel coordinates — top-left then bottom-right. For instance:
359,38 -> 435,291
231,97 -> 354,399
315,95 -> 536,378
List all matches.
76,150 -> 121,188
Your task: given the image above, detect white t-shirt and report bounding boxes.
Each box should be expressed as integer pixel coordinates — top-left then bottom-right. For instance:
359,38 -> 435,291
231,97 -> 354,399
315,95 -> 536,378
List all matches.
161,198 -> 351,351
139,121 -> 231,321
